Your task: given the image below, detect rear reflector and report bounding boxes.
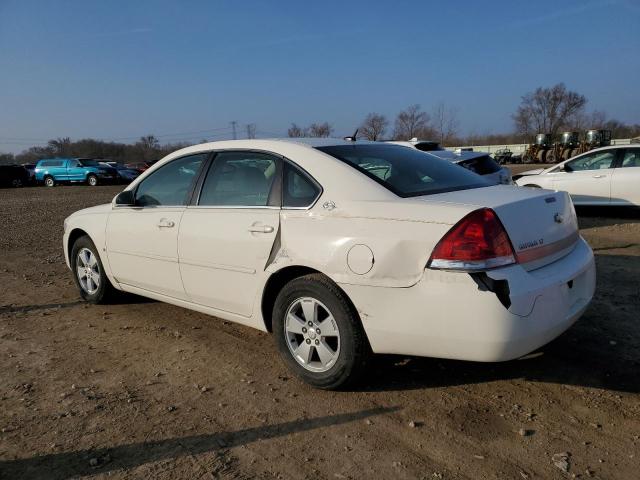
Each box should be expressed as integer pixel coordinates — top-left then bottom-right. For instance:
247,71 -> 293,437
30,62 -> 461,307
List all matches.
428,208 -> 516,271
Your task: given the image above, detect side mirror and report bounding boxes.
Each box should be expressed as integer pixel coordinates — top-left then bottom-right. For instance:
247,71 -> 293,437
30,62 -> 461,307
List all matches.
114,190 -> 135,206
562,164 -> 573,173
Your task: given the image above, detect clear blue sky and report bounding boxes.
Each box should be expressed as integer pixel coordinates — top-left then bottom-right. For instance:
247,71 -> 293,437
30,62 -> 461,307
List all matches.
1,0 -> 638,152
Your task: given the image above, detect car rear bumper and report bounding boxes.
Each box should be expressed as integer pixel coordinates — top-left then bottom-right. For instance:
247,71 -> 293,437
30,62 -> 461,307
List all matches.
339,236 -> 595,362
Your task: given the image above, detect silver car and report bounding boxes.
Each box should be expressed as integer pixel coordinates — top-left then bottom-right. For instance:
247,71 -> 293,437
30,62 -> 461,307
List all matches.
387,140 -> 512,185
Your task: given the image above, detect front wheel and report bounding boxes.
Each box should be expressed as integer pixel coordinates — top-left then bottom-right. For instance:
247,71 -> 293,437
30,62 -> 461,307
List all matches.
272,274 -> 370,390
71,235 -> 118,303
87,174 -> 98,186
44,176 -> 55,187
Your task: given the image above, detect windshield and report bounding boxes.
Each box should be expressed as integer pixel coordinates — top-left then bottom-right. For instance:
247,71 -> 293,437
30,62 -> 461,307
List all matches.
316,144 -> 489,197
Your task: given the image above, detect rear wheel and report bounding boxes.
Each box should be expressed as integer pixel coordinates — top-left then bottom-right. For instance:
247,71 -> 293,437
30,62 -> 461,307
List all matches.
272,274 -> 370,389
11,178 -> 23,188
71,235 -> 118,303
87,174 -> 98,186
44,176 -> 55,187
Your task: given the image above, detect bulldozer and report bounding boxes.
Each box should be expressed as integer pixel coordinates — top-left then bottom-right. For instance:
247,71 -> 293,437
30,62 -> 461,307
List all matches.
574,129 -> 612,156
546,131 -> 580,163
522,133 -> 553,163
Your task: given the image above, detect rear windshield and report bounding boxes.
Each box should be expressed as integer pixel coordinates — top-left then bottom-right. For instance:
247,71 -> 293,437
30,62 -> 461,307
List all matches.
458,155 -> 501,175
316,144 -> 489,197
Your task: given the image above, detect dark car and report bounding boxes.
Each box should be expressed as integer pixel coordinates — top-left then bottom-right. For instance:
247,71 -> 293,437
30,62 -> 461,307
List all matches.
125,161 -> 156,173
22,163 -> 36,184
99,162 -> 141,184
0,164 -> 30,188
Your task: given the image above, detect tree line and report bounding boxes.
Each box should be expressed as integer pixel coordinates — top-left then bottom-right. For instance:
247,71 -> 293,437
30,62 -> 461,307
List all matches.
2,83 -> 639,165
0,135 -> 190,165
289,83 -> 639,145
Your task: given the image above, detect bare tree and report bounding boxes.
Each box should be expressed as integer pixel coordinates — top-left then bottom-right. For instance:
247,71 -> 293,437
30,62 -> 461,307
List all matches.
513,83 -> 587,137
47,137 -> 72,156
138,135 -> 159,150
287,123 -> 306,137
308,122 -> 333,138
360,113 -> 388,141
432,103 -> 459,145
393,104 -> 429,140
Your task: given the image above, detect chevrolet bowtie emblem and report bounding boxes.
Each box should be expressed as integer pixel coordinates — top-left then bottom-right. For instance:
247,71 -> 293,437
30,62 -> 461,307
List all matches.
554,213 -> 564,223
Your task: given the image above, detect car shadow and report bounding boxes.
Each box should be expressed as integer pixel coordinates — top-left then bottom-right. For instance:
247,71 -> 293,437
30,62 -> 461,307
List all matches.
0,407 -> 398,480
576,206 -> 640,228
353,252 -> 640,395
0,300 -> 84,315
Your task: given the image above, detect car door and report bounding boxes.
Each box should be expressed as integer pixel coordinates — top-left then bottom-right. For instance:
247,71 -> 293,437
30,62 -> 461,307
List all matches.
105,153 -> 208,299
552,150 -> 616,205
66,159 -> 86,182
178,151 -> 281,317
611,148 -> 640,206
51,160 -> 69,181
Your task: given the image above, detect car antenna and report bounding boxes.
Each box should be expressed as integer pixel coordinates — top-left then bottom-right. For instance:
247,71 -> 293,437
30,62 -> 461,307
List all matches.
343,129 -> 358,142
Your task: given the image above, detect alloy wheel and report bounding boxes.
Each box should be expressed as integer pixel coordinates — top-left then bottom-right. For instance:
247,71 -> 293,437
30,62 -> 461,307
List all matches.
284,297 -> 340,373
76,247 -> 100,294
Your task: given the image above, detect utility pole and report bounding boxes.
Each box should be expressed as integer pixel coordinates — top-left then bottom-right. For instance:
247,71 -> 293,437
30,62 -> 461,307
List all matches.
246,123 -> 256,139
230,121 -> 237,140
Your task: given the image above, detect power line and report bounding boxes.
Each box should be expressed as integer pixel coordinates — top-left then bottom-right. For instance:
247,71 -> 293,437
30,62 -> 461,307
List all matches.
230,121 -> 237,140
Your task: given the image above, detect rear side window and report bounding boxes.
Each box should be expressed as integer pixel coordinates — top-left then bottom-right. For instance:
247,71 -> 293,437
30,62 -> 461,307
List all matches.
316,144 -> 489,197
620,149 -> 640,168
199,151 -> 278,206
283,162 -> 321,208
40,160 -> 64,167
458,155 -> 501,175
135,154 -> 206,206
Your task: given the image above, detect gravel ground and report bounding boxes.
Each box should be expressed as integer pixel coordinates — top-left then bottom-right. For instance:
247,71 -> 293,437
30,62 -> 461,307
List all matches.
1,172 -> 639,479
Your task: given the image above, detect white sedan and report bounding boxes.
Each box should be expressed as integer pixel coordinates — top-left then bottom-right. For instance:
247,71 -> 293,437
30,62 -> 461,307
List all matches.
63,139 -> 596,389
515,145 -> 640,206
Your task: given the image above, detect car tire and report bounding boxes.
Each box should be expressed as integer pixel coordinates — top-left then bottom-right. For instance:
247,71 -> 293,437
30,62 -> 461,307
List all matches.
87,174 -> 98,186
71,235 -> 118,304
44,176 -> 55,187
272,273 -> 370,390
11,179 -> 23,188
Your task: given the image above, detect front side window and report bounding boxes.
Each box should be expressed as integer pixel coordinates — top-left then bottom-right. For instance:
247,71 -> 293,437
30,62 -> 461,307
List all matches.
316,144 -> 488,197
135,154 -> 206,206
567,151 -> 615,171
620,149 -> 640,168
283,162 -> 321,207
199,151 -> 278,206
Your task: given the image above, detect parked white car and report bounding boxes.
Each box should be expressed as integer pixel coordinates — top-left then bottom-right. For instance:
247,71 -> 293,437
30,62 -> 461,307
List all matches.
515,145 -> 640,206
63,139 -> 595,389
387,139 -> 513,185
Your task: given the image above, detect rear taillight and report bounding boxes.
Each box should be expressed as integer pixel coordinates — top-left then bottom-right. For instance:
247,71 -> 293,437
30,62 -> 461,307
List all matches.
427,208 -> 516,271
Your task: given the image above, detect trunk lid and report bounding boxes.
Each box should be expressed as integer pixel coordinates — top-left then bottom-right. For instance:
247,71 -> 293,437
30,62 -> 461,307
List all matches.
417,185 -> 580,270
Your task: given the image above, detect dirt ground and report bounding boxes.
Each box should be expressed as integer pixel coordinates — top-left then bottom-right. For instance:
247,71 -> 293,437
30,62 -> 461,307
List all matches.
1,168 -> 639,479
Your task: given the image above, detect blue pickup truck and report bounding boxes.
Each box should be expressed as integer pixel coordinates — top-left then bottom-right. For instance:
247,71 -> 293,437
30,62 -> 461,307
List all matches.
34,158 -> 118,186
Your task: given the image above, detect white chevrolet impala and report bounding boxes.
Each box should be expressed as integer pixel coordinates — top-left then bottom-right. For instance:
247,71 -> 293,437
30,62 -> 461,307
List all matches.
63,139 -> 596,389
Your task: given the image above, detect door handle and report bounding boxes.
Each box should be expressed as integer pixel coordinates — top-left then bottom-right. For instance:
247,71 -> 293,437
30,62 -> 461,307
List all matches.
157,218 -> 175,228
592,174 -> 606,178
248,224 -> 274,233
